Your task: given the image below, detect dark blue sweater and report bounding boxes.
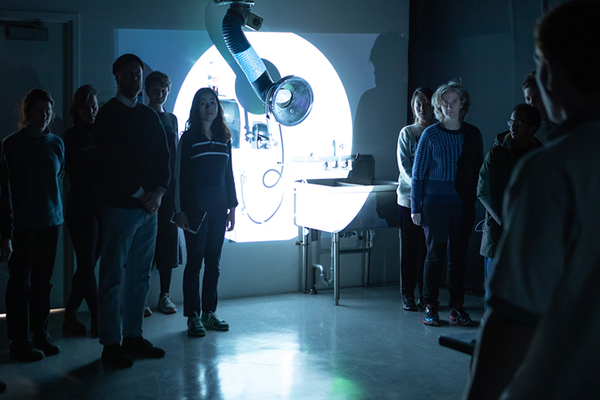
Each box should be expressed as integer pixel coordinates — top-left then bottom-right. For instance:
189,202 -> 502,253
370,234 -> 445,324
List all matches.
411,122 -> 482,213
175,129 -> 238,216
3,129 -> 64,228
93,98 -> 170,208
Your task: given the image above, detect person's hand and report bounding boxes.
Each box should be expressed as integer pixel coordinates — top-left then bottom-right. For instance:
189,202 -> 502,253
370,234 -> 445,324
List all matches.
140,188 -> 164,214
0,238 -> 13,263
411,213 -> 422,226
226,208 -> 236,231
175,212 -> 189,230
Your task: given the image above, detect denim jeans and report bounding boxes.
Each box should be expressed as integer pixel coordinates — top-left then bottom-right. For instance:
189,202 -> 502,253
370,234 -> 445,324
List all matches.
97,207 -> 157,346
484,256 -> 494,314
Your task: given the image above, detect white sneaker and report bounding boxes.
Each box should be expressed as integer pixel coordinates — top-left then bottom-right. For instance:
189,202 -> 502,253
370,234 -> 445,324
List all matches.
157,293 -> 177,314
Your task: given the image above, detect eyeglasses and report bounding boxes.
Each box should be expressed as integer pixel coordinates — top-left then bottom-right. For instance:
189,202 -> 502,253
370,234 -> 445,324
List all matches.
507,119 -> 530,127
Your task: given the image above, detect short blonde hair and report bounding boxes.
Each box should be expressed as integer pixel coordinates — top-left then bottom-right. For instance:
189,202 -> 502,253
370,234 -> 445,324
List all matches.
432,78 -> 470,122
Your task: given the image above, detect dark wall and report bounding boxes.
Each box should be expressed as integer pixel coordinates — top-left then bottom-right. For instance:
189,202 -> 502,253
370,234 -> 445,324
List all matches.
407,0 -> 565,290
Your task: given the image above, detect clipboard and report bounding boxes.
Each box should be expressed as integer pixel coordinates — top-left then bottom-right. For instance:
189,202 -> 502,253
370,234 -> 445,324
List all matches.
170,208 -> 206,234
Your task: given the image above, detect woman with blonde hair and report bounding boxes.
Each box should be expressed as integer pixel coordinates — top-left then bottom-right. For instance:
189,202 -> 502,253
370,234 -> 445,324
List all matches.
411,79 -> 483,326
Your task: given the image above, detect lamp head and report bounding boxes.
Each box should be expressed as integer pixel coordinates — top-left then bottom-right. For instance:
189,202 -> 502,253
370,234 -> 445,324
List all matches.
267,76 -> 313,126
213,0 -> 254,5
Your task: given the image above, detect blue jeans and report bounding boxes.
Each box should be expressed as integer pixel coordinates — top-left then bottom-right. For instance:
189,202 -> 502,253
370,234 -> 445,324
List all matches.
98,208 -> 157,346
484,256 -> 494,314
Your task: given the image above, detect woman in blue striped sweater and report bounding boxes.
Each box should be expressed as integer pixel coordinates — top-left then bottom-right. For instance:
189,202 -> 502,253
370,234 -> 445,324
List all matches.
174,88 -> 238,337
410,79 -> 483,327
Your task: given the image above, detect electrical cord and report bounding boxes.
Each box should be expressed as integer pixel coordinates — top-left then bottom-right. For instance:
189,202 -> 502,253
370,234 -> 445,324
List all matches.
239,113 -> 285,224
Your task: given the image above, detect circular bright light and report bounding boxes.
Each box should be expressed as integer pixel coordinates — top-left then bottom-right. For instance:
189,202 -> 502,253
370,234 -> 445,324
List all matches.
174,32 -> 352,159
275,89 -> 292,107
173,32 -> 352,243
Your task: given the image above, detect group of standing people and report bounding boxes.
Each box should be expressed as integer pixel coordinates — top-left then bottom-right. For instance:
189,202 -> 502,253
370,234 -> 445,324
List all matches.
3,53 -> 237,370
465,1 -> 600,398
396,72 -> 549,326
397,79 -> 483,326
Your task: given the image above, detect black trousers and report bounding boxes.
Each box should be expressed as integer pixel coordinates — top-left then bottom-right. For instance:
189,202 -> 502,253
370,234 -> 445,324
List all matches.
182,209 -> 227,317
421,204 -> 475,307
399,205 -> 426,295
6,225 -> 61,341
65,204 -> 102,319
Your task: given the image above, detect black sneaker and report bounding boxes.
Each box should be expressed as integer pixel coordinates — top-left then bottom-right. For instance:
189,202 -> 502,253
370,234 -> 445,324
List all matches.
122,337 -> 166,359
102,344 -> 133,368
423,304 -> 440,326
9,340 -> 44,362
0,380 -> 6,394
402,294 -> 418,311
416,295 -> 425,309
449,306 -> 475,327
32,334 -> 60,356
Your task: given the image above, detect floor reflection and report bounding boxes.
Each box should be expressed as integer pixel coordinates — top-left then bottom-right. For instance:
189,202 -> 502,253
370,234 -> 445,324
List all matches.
0,286 -> 480,400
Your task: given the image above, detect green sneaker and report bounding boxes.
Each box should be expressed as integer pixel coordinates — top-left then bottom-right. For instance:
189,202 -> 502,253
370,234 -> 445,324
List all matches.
201,311 -> 229,331
187,312 -> 206,337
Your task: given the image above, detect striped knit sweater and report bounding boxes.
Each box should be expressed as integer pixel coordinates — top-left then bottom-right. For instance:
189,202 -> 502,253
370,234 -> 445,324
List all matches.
175,129 -> 238,216
411,121 -> 483,214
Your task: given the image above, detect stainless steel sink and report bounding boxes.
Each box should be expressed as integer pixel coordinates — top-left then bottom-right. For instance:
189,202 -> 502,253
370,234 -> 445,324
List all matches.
293,159 -> 400,305
294,178 -> 399,233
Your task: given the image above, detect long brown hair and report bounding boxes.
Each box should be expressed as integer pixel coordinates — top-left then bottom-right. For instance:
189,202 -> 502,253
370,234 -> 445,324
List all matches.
186,88 -> 231,143
410,87 -> 434,124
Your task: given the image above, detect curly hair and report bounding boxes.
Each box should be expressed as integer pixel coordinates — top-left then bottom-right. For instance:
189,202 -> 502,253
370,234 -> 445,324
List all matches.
432,78 -> 470,122
185,88 -> 231,143
513,103 -> 541,131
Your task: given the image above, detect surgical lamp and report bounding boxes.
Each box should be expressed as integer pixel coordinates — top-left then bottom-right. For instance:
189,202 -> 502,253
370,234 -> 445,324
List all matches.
215,0 -> 314,126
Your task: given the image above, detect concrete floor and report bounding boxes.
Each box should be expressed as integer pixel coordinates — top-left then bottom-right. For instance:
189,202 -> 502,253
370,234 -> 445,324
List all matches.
0,285 -> 482,400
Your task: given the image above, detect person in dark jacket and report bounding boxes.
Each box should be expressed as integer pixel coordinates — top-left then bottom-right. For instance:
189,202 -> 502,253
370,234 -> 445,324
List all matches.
174,88 -> 238,338
63,85 -> 102,337
0,140 -> 13,392
94,54 -> 170,368
478,103 -> 542,302
4,89 -> 64,362
143,71 -> 180,317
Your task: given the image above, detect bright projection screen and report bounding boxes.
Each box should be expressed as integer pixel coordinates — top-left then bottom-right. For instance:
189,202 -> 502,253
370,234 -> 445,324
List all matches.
117,29 -> 381,243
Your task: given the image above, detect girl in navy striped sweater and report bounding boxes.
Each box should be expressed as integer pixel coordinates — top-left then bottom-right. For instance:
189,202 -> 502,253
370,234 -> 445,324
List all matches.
174,88 -> 238,337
